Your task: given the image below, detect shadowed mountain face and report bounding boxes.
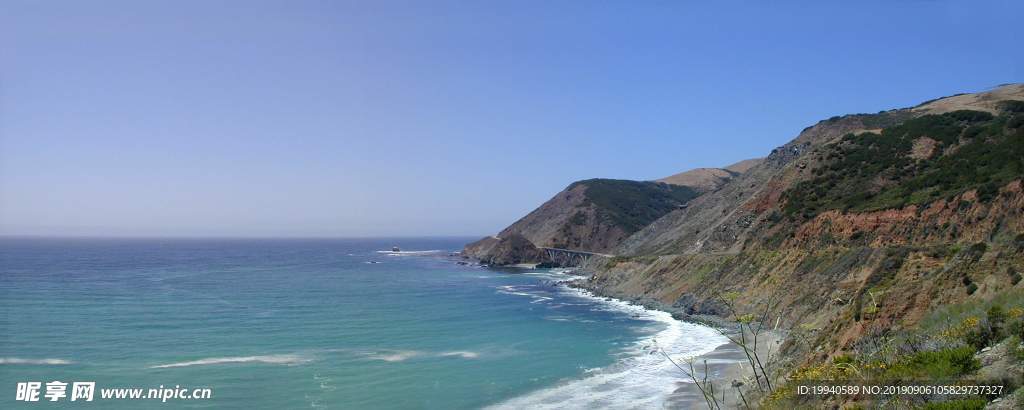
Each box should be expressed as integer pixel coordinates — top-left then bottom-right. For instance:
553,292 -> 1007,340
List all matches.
492,179 -> 699,253
462,179 -> 702,264
464,178 -> 704,262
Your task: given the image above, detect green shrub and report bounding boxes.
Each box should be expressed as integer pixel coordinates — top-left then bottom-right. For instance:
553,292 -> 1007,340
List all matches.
883,346 -> 980,380
997,100 -> 1024,113
782,110 -> 1024,217
569,179 -> 698,233
568,211 -> 587,226
832,354 -> 855,365
1008,320 -> 1024,342
1011,335 -> 1024,361
1008,114 -> 1024,129
919,289 -> 1024,335
964,319 -> 993,349
945,110 -> 994,123
963,125 -> 985,139
987,305 -> 1007,339
964,242 -> 988,262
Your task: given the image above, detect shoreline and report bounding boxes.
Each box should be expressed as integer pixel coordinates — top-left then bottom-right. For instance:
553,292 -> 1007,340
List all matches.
497,261 -> 774,407
457,256 -> 779,408
552,266 -> 782,405
573,274 -> 786,407
557,271 -> 783,409
488,274 -> 731,409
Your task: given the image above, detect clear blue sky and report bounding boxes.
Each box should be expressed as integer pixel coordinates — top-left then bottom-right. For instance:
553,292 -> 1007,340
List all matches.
1,1 -> 1021,237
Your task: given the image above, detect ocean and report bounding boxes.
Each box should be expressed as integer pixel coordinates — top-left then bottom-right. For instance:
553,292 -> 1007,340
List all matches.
0,237 -> 727,409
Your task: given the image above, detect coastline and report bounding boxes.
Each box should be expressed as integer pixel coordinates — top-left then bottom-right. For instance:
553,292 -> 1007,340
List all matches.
577,274 -> 790,405
483,261 -> 778,407
455,256 -> 779,408
524,264 -> 774,408
560,271 -> 783,409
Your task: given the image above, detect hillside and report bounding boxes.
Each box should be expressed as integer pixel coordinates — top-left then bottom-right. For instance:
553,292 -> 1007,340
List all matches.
460,233 -> 547,266
470,83 -> 1024,408
724,158 -> 763,174
617,85 -> 1024,256
463,163 -> 769,264
584,84 -> 1024,408
598,84 -> 1024,316
657,168 -> 738,191
464,179 -> 699,263
656,159 -> 762,191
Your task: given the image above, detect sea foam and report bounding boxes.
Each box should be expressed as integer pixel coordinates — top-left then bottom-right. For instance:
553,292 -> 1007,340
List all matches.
375,250 -> 443,255
487,285 -> 729,409
439,351 -> 480,359
0,358 -> 73,365
149,354 -> 311,369
363,350 -> 481,362
365,350 -> 422,362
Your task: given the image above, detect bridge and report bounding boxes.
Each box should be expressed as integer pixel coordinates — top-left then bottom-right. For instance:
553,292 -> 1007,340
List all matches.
539,247 -> 613,267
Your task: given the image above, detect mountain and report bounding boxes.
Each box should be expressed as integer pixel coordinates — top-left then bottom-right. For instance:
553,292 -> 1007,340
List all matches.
657,159 -> 763,191
466,84 -> 1024,407
586,83 -> 1024,407
657,168 -> 737,191
463,179 -> 702,262
463,162 -> 765,263
617,84 -> 1024,256
723,157 -> 762,173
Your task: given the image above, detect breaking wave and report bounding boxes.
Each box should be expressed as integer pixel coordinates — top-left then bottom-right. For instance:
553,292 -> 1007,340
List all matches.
0,357 -> 73,365
363,350 -> 481,362
486,285 -> 729,409
149,354 -> 312,369
375,250 -> 443,255
439,351 -> 480,359
364,350 -> 422,362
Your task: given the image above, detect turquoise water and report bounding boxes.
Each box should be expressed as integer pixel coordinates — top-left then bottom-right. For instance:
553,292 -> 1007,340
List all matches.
0,238 -> 725,409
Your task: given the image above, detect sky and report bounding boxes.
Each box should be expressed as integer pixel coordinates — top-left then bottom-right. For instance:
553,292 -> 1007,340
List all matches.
1,1 -> 1021,237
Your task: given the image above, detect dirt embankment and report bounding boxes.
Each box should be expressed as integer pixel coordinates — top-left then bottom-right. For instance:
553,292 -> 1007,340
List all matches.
788,181 -> 1024,248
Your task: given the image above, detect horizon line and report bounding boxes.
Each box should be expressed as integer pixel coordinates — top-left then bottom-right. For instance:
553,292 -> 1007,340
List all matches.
0,234 -> 485,240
